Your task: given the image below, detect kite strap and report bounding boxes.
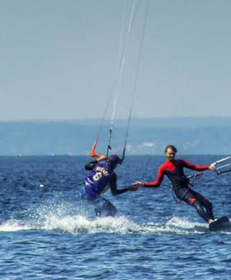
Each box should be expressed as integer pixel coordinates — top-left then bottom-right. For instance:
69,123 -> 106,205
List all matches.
216,167 -> 231,175
171,185 -> 191,204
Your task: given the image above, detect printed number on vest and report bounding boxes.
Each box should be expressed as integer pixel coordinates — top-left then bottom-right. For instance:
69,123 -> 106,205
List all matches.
93,172 -> 103,182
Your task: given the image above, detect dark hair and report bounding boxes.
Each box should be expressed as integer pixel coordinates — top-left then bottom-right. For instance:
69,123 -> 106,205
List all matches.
164,145 -> 178,153
106,154 -> 122,169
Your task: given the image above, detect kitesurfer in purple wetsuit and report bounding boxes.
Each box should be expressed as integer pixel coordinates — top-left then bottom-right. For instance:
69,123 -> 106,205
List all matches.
80,154 -> 137,217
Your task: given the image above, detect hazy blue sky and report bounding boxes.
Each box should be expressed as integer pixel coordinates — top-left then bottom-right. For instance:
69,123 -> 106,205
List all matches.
0,0 -> 231,121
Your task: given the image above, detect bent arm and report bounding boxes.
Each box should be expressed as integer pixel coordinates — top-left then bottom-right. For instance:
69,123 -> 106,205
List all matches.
85,155 -> 108,170
85,160 -> 98,170
110,173 -> 130,195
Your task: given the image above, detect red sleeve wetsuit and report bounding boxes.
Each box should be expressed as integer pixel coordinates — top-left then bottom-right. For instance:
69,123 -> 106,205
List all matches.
143,159 -> 214,223
143,159 -> 209,189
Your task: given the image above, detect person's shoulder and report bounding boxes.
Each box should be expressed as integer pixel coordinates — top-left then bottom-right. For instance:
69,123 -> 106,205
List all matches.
84,160 -> 98,169
176,159 -> 188,166
97,162 -> 105,167
160,160 -> 169,170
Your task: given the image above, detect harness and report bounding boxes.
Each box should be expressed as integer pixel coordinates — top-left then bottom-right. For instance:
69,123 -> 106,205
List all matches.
171,172 -> 204,203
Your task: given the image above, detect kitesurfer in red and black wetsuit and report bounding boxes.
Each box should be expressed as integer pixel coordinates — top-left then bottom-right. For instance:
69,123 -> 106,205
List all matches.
133,145 -> 216,224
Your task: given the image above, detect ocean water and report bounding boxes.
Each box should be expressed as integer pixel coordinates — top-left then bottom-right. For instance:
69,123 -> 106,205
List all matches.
0,155 -> 231,280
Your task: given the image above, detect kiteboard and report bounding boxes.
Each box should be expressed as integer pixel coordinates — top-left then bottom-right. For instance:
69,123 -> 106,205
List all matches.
209,216 -> 231,231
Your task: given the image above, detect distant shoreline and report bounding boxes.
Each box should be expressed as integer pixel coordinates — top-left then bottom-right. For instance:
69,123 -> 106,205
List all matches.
0,118 -> 230,155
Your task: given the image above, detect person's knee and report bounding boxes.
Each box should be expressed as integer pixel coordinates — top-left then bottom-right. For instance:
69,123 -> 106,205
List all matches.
100,201 -> 117,217
106,204 -> 117,216
188,198 -> 197,205
192,200 -> 205,213
189,198 -> 202,210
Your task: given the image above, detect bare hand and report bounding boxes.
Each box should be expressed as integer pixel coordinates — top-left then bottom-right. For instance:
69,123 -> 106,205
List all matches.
209,165 -> 216,170
97,155 -> 108,162
128,185 -> 139,191
132,181 -> 144,188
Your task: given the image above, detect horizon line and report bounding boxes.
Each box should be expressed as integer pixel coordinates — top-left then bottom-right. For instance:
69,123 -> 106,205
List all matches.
1,115 -> 231,123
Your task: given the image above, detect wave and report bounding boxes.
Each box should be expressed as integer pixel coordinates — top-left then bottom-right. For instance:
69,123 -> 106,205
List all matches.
0,219 -> 32,232
1,200 -> 230,235
2,214 -> 230,235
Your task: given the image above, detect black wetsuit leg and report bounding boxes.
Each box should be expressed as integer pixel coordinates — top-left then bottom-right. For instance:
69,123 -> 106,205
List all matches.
174,187 -> 213,223
94,197 -> 117,217
188,188 -> 214,220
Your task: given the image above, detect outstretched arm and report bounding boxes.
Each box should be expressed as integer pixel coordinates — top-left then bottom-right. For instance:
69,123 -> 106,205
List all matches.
133,166 -> 165,188
181,159 -> 215,171
110,173 -> 137,196
85,155 -> 108,170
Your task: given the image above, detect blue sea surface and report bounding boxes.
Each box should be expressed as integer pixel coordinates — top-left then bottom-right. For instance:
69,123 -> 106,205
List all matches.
0,155 -> 231,280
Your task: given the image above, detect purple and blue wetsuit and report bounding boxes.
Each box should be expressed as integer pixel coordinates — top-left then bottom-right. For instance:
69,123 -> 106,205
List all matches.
84,163 -> 115,200
80,160 -> 129,217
